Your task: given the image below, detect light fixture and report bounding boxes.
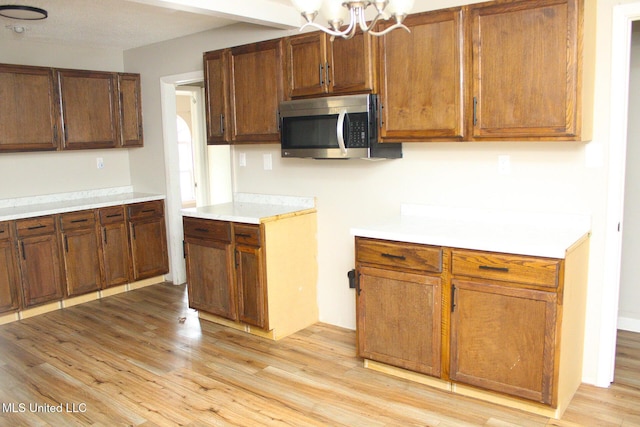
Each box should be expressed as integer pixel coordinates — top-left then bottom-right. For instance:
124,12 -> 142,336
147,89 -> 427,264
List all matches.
0,5 -> 48,20
291,0 -> 414,39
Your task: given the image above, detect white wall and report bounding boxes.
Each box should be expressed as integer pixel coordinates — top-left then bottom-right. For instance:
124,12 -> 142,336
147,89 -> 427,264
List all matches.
619,25 -> 640,333
122,0 -> 634,387
0,39 -> 131,199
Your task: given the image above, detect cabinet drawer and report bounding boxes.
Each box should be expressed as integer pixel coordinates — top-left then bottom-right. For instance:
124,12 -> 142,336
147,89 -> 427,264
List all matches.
356,238 -> 442,273
16,216 -> 56,238
183,217 -> 231,242
0,222 -> 9,241
234,223 -> 260,246
127,200 -> 164,220
451,249 -> 560,288
99,206 -> 126,225
60,210 -> 96,231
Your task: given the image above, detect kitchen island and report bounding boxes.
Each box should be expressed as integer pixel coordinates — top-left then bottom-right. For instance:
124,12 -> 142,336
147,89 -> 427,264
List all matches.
181,193 -> 318,340
351,205 -> 590,418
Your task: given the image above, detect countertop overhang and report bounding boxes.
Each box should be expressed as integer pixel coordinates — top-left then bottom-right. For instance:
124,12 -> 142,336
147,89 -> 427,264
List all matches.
351,205 -> 591,259
181,193 -> 316,224
0,186 -> 165,221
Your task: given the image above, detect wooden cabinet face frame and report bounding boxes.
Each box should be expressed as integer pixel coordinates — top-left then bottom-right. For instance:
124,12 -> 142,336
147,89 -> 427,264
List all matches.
0,64 -> 62,152
0,222 -> 20,313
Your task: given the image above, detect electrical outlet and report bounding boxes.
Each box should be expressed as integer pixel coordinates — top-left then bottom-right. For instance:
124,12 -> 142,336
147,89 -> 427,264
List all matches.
96,157 -> 104,169
263,153 -> 272,170
239,152 -> 246,167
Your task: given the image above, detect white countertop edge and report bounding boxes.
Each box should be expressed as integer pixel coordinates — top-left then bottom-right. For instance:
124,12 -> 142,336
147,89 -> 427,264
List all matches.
0,186 -> 135,209
0,191 -> 165,222
181,210 -> 262,224
233,192 -> 316,209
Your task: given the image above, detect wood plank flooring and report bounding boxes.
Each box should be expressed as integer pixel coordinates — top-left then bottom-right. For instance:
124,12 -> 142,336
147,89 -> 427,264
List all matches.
0,282 -> 638,426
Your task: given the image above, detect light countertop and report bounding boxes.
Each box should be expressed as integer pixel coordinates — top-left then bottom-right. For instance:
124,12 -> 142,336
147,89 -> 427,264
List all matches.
0,186 -> 165,221
181,193 -> 316,224
350,205 -> 591,259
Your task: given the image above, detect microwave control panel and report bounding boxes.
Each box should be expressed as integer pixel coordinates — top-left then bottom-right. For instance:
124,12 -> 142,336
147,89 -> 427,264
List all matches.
348,120 -> 368,148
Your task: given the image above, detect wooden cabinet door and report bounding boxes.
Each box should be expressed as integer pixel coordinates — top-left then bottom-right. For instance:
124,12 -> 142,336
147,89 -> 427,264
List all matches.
0,233 -> 20,313
356,265 -> 442,377
236,244 -> 266,329
127,201 -> 169,281
17,225 -> 63,308
450,279 -> 557,405
57,70 -> 119,149
330,31 -> 375,95
469,0 -> 580,139
286,32 -> 328,98
129,216 -> 168,281
377,9 -> 464,141
118,73 -> 143,147
0,64 -> 61,152
204,49 -> 230,144
100,221 -> 131,288
185,239 -> 236,320
229,40 -> 284,143
61,226 -> 101,297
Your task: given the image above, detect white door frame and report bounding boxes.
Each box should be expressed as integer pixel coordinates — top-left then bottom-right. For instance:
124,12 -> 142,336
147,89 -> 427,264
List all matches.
160,71 -> 203,286
600,2 -> 640,386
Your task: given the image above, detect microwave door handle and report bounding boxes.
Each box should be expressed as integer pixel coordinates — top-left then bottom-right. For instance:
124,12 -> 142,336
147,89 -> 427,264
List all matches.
337,109 -> 348,157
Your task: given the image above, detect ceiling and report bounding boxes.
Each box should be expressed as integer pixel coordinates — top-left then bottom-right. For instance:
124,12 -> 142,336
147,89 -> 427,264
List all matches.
0,0 -> 301,50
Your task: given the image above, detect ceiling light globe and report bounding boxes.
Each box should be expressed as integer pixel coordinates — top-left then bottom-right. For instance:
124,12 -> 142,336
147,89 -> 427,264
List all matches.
291,0 -> 323,14
323,0 -> 349,21
386,0 -> 415,15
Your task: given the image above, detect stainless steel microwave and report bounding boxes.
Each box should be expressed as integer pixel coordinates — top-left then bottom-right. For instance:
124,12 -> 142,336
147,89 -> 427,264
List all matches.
279,94 -> 402,160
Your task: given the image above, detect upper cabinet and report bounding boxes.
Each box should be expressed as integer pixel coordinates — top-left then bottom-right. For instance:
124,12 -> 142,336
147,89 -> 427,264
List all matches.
118,73 -> 144,147
468,0 -> 590,141
0,64 -> 143,153
204,40 -> 284,145
57,69 -> 120,150
0,64 -> 62,152
285,31 -> 375,98
377,9 -> 465,142
204,49 -> 230,144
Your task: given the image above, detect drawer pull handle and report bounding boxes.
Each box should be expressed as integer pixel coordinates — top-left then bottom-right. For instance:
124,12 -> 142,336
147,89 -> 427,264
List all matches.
106,213 -> 122,218
381,253 -> 406,261
479,265 -> 509,273
27,225 -> 47,230
71,218 -> 89,223
236,233 -> 252,238
195,228 -> 209,233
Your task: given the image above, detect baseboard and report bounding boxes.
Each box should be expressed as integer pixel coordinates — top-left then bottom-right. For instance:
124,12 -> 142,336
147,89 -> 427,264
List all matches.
617,316 -> 640,333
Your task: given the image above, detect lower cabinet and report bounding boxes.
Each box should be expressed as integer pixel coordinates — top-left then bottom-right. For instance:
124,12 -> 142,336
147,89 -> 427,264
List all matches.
15,216 -> 64,308
59,210 -> 102,297
97,206 -> 131,288
355,236 -> 589,417
183,211 -> 317,340
0,222 -> 20,314
127,200 -> 169,281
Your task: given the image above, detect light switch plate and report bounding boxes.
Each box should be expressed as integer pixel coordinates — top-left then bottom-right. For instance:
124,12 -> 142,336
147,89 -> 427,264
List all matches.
239,152 -> 247,167
263,153 -> 272,170
96,157 -> 104,169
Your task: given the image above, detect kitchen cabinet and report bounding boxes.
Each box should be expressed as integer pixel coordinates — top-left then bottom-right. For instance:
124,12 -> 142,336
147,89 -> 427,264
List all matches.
234,224 -> 267,329
183,209 -> 317,340
59,210 -> 102,297
0,222 -> 20,313
355,238 -> 443,377
203,39 -> 284,144
203,49 -> 230,144
57,69 -> 120,149
0,64 -> 61,152
228,39 -> 284,144
183,217 -> 236,319
353,229 -> 589,417
285,31 -> 375,98
118,73 -> 144,147
15,216 -> 64,308
449,249 -> 561,405
97,206 -> 131,289
377,8 -> 465,142
468,0 -> 589,140
127,200 -> 169,281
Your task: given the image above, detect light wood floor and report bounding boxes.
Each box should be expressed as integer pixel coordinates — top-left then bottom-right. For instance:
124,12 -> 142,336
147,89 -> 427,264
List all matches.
0,282 -> 638,426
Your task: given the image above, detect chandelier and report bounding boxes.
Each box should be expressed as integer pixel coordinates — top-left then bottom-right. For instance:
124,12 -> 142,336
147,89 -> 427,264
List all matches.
290,0 -> 415,39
